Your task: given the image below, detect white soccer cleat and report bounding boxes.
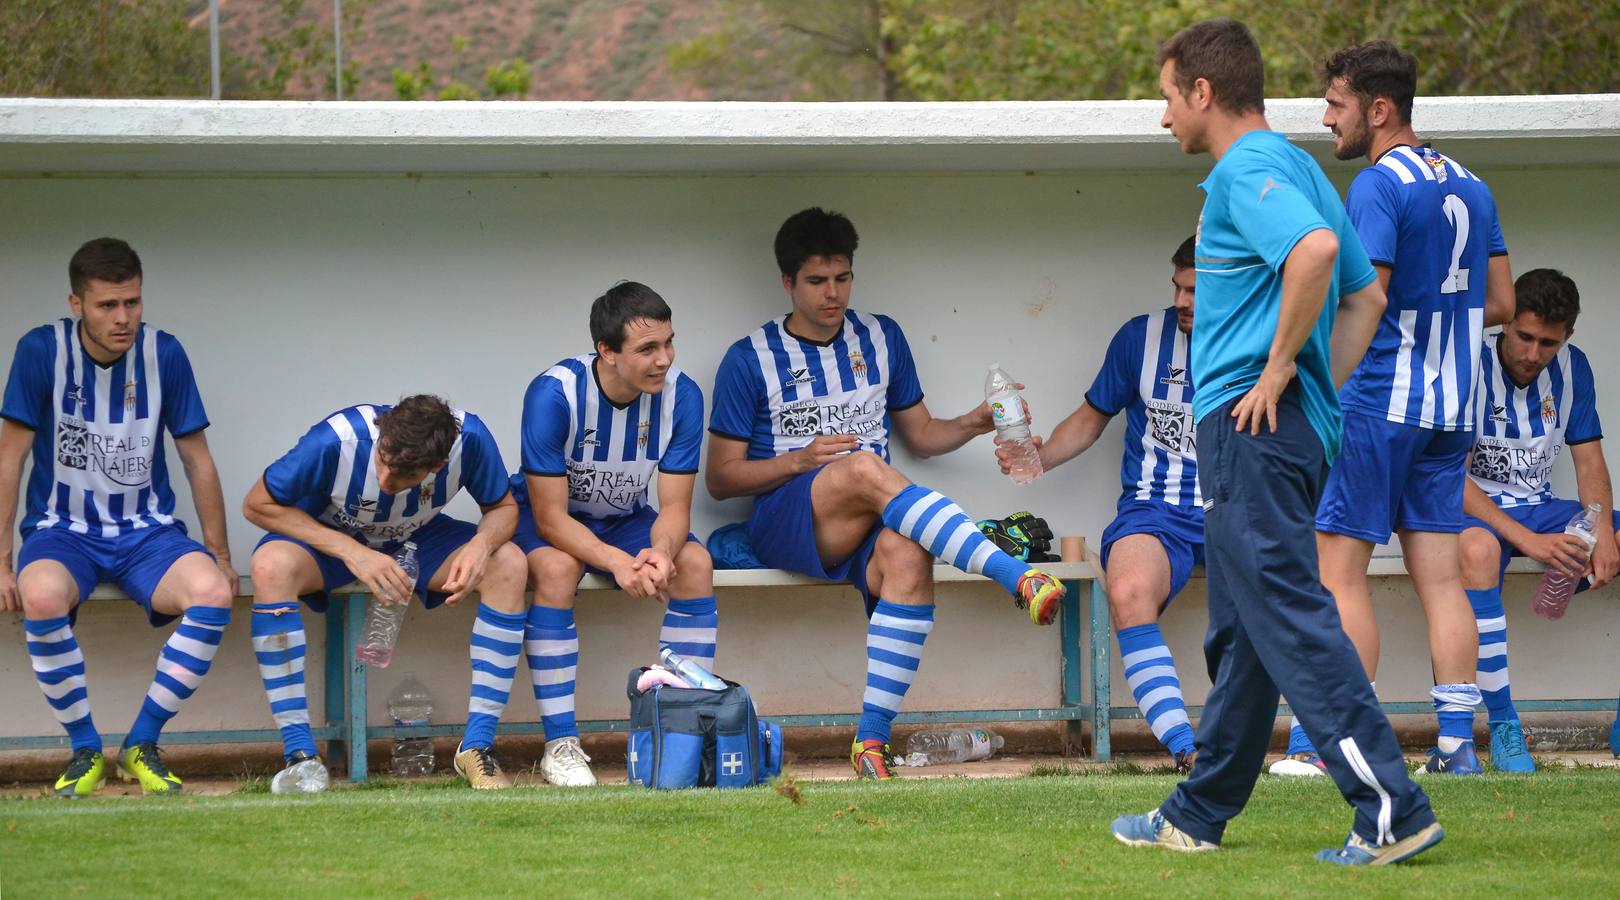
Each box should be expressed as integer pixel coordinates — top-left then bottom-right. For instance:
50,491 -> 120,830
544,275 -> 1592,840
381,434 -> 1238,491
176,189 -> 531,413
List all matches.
540,736 -> 597,787
1268,752 -> 1329,777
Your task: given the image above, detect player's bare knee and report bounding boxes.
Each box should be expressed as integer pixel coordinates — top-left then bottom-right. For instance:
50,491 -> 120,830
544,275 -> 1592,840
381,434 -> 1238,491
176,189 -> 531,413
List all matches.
19,580 -> 74,620
672,542 -> 714,594
874,528 -> 931,577
1458,530 -> 1502,587
185,566 -> 235,609
831,450 -> 904,503
1107,578 -> 1162,629
527,548 -> 584,596
250,544 -> 306,595
479,543 -> 530,612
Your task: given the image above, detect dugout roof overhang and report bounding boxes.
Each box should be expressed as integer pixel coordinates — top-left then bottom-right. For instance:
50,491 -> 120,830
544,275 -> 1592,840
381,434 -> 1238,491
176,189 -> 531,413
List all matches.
1,95 -> 1617,176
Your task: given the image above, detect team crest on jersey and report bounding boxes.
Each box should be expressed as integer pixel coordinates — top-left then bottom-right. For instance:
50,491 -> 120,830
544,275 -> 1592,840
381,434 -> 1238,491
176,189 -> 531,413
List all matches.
1425,154 -> 1449,183
1145,401 -> 1195,454
848,351 -> 868,379
779,401 -> 822,437
56,417 -> 89,470
124,379 -> 138,409
1160,364 -> 1189,388
1540,396 -> 1557,424
637,420 -> 651,447
419,482 -> 435,507
1470,444 -> 1511,484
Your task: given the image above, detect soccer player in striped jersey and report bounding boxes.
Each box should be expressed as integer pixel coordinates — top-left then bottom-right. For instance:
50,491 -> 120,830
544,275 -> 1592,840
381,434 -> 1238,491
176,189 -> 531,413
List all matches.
1,238 -> 237,796
706,207 -> 1066,780
1290,40 -> 1518,777
1458,270 -> 1620,771
996,236 -> 1202,773
242,395 -> 528,791
511,281 -> 713,788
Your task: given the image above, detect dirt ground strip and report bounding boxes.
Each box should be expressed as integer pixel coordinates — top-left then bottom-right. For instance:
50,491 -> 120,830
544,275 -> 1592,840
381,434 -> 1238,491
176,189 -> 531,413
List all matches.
5,751 -> 1616,799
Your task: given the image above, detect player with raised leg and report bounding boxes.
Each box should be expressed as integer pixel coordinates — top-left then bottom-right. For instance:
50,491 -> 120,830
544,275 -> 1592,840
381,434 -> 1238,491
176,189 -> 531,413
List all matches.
511,281 -> 714,788
1,238 -> 238,796
707,207 -> 1066,780
243,394 -> 528,791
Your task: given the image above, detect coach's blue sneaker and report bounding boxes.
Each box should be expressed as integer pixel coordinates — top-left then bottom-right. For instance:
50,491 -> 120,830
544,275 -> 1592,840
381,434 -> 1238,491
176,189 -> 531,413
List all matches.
1416,741 -> 1482,776
1609,718 -> 1620,758
1316,821 -> 1444,865
1110,809 -> 1217,853
1488,720 -> 1536,773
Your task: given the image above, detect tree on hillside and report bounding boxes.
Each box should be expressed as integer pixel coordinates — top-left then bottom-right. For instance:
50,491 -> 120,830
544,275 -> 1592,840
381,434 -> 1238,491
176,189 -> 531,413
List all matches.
672,0 -> 1620,101
2,0 -> 211,97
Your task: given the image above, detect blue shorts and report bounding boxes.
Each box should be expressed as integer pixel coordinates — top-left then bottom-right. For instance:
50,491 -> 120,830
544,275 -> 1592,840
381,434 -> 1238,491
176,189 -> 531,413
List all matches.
255,514 -> 476,612
512,500 -> 699,578
1462,498 -> 1620,586
1316,411 -> 1472,541
1100,499 -> 1206,606
17,523 -> 210,627
747,464 -> 880,616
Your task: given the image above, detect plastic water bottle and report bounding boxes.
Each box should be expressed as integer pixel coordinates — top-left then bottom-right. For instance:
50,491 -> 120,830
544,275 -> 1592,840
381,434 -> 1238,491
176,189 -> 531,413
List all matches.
658,647 -> 725,691
902,727 -> 1004,766
1532,503 -> 1602,620
355,541 -> 419,668
388,675 -> 435,777
986,364 -> 1042,484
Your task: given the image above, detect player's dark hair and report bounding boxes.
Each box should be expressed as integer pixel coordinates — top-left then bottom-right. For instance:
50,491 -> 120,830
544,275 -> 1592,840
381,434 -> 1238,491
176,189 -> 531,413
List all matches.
590,281 -> 672,352
1515,268 -> 1580,333
1322,40 -> 1417,126
1156,18 -> 1265,116
1171,235 -> 1195,270
374,394 -> 461,475
69,237 -> 142,296
774,207 -> 859,280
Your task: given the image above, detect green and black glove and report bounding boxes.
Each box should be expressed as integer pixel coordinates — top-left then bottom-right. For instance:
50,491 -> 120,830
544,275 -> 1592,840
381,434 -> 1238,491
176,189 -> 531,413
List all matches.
975,512 -> 1057,563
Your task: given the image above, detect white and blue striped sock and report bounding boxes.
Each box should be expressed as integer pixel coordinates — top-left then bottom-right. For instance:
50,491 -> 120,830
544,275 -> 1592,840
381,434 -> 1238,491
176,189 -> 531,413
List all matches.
251,602 -> 317,759
1118,623 -> 1194,757
856,600 -> 934,743
526,605 -> 579,741
463,605 -> 525,751
1467,587 -> 1517,721
660,596 -> 718,671
25,616 -> 101,752
126,604 -> 231,746
880,484 -> 1030,595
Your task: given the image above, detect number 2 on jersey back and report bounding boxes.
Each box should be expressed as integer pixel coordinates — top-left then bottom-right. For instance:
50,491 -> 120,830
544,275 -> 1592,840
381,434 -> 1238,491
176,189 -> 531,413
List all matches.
1440,193 -> 1471,294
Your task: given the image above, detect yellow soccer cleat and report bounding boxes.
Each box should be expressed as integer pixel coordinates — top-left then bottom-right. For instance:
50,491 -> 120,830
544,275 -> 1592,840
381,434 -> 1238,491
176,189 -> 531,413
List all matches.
53,747 -> 107,799
454,745 -> 513,790
118,742 -> 183,794
851,738 -> 899,780
1015,569 -> 1066,626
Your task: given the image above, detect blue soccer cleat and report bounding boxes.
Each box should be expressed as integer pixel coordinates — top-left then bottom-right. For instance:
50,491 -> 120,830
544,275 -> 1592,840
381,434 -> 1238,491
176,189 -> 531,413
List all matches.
1110,808 -> 1218,853
1416,741 -> 1482,776
1488,720 -> 1535,773
1316,822 -> 1444,866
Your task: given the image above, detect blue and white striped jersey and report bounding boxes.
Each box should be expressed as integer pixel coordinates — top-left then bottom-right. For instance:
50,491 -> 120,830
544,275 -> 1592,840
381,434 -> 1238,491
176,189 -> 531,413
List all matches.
1469,334 -> 1600,508
709,311 -> 923,462
2,319 -> 208,537
1341,145 -> 1507,430
516,354 -> 704,520
1086,309 -> 1200,508
263,404 -> 510,548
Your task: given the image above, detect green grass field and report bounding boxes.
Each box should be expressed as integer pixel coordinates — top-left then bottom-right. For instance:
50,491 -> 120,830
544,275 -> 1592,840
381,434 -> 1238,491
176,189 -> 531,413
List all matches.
3,768 -> 1616,897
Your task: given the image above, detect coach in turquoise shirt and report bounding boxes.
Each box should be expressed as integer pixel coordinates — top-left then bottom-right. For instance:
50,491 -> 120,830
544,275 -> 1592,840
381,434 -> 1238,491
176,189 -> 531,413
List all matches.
1191,129 -> 1377,463
1110,18 -> 1442,866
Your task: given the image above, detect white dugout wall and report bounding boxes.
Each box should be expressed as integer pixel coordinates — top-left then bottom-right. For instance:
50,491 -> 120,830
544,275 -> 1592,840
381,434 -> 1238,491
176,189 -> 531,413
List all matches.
1,97 -> 1618,747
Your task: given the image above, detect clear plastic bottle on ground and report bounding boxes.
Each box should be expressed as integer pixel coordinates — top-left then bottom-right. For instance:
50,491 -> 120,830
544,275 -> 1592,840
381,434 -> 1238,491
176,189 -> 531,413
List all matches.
902,727 -> 1005,766
985,364 -> 1042,484
1532,503 -> 1602,621
388,674 -> 435,777
355,541 -> 419,668
658,647 -> 725,690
